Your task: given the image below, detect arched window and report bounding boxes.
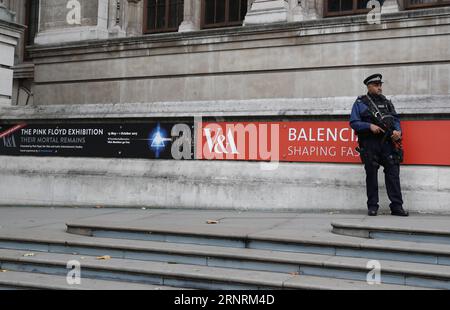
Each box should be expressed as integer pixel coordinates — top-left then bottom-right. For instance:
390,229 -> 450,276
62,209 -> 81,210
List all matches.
144,0 -> 184,33
202,0 -> 247,28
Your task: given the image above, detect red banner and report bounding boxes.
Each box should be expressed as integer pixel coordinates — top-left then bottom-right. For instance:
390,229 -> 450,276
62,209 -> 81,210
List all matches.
196,120 -> 450,166
280,122 -> 359,163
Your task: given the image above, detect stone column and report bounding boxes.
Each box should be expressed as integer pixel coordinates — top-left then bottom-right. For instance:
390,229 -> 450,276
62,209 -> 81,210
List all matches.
0,0 -> 15,22
381,0 -> 400,14
108,0 -> 127,38
0,2 -> 25,106
126,0 -> 143,36
179,0 -> 201,32
244,0 -> 289,25
288,0 -> 319,22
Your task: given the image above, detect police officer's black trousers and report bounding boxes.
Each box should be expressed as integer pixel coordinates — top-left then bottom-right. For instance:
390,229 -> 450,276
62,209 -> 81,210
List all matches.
361,138 -> 404,212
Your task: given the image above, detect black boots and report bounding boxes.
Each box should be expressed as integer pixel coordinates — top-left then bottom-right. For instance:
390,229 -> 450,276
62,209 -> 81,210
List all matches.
391,208 -> 409,217
367,208 -> 409,217
368,210 -> 378,216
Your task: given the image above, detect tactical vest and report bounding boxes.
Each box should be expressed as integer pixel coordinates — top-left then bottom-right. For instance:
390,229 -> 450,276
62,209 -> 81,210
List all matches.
357,94 -> 395,138
360,94 -> 396,118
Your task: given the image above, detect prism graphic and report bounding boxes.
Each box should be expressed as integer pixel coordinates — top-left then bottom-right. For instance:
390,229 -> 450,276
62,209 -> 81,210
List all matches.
151,131 -> 167,148
148,124 -> 171,158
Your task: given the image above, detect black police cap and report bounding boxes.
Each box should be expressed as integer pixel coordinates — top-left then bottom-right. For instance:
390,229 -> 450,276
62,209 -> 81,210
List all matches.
364,74 -> 383,86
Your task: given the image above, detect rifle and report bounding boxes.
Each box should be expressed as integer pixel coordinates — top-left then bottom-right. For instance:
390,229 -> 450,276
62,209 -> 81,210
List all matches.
365,95 -> 404,162
371,114 -> 401,145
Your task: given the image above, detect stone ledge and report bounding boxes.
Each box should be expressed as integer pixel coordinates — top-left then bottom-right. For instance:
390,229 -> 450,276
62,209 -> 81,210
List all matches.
0,20 -> 25,39
13,63 -> 35,79
0,95 -> 449,120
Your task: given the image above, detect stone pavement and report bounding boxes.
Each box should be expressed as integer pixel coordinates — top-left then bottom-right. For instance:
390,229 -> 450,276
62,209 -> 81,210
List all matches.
0,206 -> 449,242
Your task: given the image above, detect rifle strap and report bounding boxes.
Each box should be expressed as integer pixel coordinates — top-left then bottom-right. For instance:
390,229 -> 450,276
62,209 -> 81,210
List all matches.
365,94 -> 384,120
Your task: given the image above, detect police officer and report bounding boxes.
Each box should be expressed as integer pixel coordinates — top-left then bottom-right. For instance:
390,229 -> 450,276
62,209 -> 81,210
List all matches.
350,74 -> 409,217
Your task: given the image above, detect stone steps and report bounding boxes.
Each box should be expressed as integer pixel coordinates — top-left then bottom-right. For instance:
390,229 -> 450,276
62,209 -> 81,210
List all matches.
1,216 -> 448,290
0,248 -> 429,290
64,221 -> 450,266
0,270 -> 181,290
331,220 -> 450,245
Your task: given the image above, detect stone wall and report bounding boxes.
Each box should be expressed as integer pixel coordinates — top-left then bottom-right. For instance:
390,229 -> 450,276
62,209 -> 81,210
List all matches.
0,2 -> 449,213
0,156 -> 449,214
24,8 -> 450,110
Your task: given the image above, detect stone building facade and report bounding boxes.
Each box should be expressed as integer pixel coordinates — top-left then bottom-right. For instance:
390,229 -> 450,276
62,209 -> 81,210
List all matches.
0,0 -> 449,213
0,0 -> 24,106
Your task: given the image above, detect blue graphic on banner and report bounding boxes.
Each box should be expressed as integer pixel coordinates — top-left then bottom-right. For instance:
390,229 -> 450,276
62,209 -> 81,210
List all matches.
148,124 -> 172,158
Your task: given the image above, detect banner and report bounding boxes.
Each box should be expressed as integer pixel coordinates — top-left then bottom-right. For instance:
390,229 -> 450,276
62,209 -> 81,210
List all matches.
196,120 -> 450,166
0,122 -> 193,159
2,120 -> 450,166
